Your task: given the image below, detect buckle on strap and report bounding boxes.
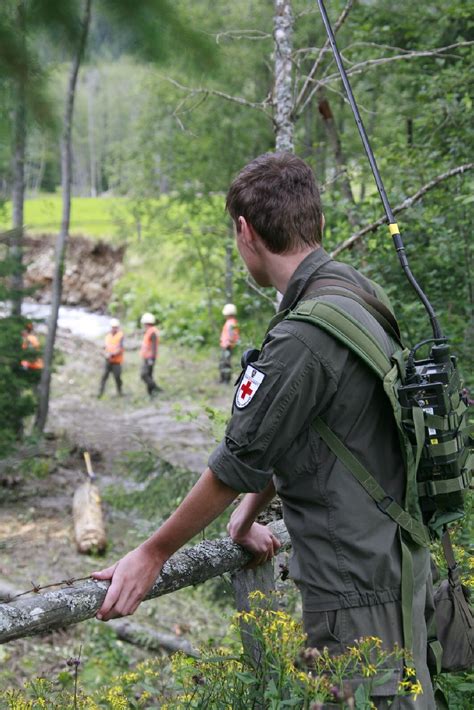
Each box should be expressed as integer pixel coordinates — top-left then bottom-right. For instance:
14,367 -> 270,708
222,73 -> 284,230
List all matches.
376,495 -> 395,514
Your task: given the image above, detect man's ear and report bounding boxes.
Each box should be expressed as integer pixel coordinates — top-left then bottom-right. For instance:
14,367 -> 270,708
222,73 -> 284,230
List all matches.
237,216 -> 257,250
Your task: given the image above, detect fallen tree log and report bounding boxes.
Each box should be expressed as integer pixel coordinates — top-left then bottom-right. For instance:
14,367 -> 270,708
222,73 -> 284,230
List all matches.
109,619 -> 199,657
0,519 -> 290,644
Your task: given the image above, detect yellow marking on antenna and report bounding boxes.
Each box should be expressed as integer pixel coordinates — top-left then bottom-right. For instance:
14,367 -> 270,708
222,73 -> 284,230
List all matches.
389,223 -> 399,235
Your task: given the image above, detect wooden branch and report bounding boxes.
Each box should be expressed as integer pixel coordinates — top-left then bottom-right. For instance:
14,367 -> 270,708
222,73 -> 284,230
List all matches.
330,163 -> 474,258
214,29 -> 271,44
301,40 -> 473,119
0,520 -> 290,644
108,619 -> 199,657
325,41 -> 474,83
158,75 -> 271,115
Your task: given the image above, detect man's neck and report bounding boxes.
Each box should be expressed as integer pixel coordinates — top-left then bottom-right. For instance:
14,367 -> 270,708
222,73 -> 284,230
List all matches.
267,245 -> 321,294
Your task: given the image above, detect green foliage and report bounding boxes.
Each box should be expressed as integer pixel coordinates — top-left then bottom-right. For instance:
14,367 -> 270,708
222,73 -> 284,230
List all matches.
104,451 -> 200,528
0,657 -> 174,709
0,595 -> 424,709
170,593 -> 420,709
436,670 -> 474,710
0,244 -> 36,454
104,448 -> 233,540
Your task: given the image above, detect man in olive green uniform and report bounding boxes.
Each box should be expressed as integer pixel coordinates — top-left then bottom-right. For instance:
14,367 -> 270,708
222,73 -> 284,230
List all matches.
93,153 -> 434,708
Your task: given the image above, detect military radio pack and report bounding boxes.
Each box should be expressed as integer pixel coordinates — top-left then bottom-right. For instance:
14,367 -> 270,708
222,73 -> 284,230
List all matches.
286,0 -> 474,676
313,0 -> 472,540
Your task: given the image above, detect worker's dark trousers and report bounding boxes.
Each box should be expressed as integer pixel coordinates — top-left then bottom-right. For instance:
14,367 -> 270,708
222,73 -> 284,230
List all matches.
219,347 -> 233,383
140,360 -> 158,395
99,361 -> 122,396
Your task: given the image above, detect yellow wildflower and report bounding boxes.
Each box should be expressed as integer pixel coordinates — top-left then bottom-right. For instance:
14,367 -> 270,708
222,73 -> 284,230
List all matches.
362,663 -> 377,677
248,589 -> 265,600
409,681 -> 423,700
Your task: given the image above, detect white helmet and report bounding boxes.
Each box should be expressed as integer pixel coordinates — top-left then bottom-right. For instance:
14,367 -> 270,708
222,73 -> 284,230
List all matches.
222,303 -> 237,317
110,318 -> 120,328
141,312 -> 156,325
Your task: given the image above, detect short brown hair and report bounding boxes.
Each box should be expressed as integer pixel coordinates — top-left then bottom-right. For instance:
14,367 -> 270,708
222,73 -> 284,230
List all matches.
226,152 -> 323,254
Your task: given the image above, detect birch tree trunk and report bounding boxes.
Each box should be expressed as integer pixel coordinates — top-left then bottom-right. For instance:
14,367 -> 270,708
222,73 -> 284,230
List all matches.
225,229 -> 234,302
35,0 -> 92,433
273,0 -> 294,152
10,0 -> 27,318
87,69 -> 98,197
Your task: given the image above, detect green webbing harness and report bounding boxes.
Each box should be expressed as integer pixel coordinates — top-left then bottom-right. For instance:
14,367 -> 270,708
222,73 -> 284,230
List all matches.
278,294 -> 433,660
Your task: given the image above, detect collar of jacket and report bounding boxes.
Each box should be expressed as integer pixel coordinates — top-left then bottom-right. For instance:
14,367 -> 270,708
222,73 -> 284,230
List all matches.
279,246 -> 333,312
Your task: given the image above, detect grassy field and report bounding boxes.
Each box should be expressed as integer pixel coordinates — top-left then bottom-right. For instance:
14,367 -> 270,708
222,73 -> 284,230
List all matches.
0,194 -> 128,239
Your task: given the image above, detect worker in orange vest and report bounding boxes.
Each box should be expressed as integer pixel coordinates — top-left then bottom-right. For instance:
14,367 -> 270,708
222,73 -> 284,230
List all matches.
140,312 -> 161,397
21,322 -> 43,383
219,303 -> 239,383
98,318 -> 124,397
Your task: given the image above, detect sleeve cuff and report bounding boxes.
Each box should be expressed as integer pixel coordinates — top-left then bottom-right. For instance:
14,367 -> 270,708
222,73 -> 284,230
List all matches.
208,439 -> 274,493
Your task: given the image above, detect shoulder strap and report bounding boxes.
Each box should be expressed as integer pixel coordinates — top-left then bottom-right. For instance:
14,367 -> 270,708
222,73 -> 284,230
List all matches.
306,277 -> 403,345
287,298 -> 393,379
312,417 -> 430,547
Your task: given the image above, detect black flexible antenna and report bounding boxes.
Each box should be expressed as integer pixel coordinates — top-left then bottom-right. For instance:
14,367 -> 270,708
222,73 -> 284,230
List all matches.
316,0 -> 444,340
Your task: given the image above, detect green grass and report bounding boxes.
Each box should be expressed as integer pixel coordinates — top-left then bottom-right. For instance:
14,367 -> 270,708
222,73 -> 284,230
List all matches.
0,194 -> 128,239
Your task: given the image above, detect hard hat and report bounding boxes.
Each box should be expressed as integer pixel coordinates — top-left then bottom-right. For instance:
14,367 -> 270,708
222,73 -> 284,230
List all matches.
140,312 -> 156,325
110,318 -> 120,328
222,303 -> 237,317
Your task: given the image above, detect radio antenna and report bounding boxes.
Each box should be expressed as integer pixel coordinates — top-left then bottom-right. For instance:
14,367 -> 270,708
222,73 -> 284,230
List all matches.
316,0 -> 444,340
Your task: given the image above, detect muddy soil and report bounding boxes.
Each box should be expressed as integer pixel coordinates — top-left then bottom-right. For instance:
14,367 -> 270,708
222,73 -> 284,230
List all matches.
24,234 -> 125,311
0,327 -> 237,682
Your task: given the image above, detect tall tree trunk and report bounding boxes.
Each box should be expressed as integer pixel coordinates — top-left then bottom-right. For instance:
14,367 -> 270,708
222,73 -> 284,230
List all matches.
225,229 -> 234,302
33,137 -> 46,194
317,89 -> 359,228
315,105 -> 327,187
10,0 -> 27,317
273,0 -> 294,152
87,69 -> 97,197
302,100 -> 314,161
35,0 -> 92,433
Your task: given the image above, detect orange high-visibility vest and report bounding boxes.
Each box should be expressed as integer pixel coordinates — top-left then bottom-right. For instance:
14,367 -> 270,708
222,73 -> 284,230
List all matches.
140,326 -> 159,360
220,317 -> 239,349
105,330 -> 124,364
21,333 -> 43,370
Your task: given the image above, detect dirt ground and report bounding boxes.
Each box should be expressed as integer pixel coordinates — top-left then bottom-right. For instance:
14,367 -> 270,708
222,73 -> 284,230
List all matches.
0,327 -> 238,684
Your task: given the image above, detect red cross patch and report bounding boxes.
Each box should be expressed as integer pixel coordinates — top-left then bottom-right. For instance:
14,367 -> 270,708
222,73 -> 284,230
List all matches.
235,365 -> 265,409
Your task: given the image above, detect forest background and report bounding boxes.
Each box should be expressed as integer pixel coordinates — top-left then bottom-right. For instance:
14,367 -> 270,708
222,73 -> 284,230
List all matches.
1,0 -> 472,359
0,0 -> 472,707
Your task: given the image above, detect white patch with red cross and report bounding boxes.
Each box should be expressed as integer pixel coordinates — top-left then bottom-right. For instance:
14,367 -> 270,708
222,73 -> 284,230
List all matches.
235,365 -> 265,409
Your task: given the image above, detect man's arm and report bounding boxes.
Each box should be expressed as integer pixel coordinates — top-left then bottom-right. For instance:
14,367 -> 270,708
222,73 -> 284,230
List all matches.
92,468 -> 278,621
227,481 -> 280,567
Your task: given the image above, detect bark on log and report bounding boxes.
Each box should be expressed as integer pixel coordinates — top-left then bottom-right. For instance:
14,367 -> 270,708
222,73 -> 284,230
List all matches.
108,619 -> 199,657
0,520 -> 290,644
73,480 -> 107,554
